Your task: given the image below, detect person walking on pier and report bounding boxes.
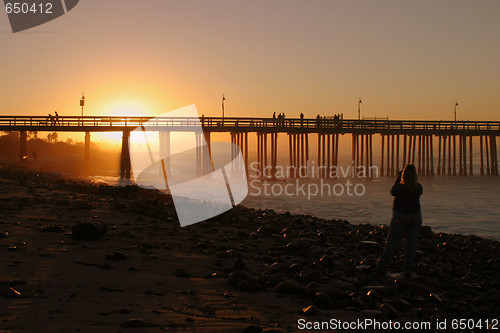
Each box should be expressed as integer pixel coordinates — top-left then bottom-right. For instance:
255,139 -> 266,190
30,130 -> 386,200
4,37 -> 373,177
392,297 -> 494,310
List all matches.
300,113 -> 304,128
55,111 -> 60,125
375,164 -> 423,278
48,113 -> 54,126
273,112 -> 276,127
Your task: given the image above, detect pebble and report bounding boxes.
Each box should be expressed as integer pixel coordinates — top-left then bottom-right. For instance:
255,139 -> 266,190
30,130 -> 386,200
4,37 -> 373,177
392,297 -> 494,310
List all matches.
174,267 -> 190,277
120,318 -> 148,328
274,281 -> 301,295
300,305 -> 318,316
217,251 -> 233,259
242,325 -> 263,333
238,280 -> 263,292
234,258 -> 246,270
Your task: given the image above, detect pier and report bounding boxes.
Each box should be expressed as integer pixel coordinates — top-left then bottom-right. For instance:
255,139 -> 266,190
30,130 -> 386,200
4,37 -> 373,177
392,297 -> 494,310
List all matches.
1,115 -> 499,179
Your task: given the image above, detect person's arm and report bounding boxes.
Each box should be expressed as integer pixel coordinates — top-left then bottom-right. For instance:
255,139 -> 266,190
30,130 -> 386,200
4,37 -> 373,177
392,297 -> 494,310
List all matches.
390,171 -> 402,195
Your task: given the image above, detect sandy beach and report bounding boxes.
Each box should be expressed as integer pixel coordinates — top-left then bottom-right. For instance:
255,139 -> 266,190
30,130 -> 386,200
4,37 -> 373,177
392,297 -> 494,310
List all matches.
1,164 -> 499,332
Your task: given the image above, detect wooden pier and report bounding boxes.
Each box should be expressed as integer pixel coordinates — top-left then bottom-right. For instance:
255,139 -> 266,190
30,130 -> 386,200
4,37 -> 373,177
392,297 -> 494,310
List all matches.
1,115 -> 498,179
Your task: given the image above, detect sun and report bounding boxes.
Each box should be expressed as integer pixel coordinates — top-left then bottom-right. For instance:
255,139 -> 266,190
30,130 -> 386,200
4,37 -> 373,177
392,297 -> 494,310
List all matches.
100,100 -> 153,117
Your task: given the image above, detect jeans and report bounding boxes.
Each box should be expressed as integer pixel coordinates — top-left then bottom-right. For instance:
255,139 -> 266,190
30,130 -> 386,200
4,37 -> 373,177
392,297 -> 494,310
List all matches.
378,209 -> 422,274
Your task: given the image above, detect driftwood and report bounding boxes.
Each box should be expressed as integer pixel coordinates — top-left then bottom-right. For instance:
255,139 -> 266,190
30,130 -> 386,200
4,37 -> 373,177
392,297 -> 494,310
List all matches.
71,219 -> 108,240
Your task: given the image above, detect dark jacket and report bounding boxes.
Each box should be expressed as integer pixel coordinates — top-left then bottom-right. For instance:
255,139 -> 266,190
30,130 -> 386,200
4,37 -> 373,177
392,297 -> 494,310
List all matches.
391,176 -> 423,215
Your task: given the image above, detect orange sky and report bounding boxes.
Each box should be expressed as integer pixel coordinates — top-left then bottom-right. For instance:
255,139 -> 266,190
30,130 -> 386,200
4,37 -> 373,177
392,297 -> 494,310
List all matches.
1,0 -> 499,130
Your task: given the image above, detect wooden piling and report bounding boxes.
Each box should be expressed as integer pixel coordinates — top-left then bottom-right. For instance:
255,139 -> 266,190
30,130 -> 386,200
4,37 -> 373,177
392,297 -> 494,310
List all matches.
469,136 -> 473,176
396,135 -> 400,174
485,135 -> 490,175
480,135 -> 484,175
430,135 -> 434,176
381,135 -> 385,176
453,135 -> 457,176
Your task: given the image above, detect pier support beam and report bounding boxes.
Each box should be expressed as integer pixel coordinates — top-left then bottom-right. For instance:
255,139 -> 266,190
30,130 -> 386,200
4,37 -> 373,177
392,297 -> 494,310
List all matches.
159,131 -> 171,179
230,132 -> 248,178
491,136 -> 498,176
290,133 -> 309,177
120,130 -> 130,179
469,136 -> 473,176
480,136 -> 484,175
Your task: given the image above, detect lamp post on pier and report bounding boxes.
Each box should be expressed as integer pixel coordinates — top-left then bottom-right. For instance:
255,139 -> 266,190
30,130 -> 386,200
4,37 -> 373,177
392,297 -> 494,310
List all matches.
80,93 -> 85,126
222,94 -> 225,126
454,100 -> 459,122
358,97 -> 362,120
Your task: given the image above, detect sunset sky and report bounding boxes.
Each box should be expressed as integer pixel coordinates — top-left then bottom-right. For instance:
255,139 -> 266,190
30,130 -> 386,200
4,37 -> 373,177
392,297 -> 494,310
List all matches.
1,0 -> 500,125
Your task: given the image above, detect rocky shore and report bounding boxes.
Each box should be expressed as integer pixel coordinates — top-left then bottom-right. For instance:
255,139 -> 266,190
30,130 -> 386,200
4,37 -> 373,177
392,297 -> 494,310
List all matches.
1,165 -> 499,332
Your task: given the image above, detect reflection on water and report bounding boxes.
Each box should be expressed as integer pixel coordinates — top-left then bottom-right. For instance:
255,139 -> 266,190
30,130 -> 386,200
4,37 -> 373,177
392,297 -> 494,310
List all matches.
90,174 -> 500,240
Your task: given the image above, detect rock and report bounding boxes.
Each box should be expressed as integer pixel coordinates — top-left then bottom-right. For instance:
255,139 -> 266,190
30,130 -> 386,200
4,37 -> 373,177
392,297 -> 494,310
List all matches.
234,258 -> 246,270
300,269 -> 322,283
358,241 -> 382,251
0,286 -> 24,298
366,289 -> 383,301
238,280 -> 263,292
287,241 -> 310,250
259,255 -> 275,263
391,298 -> 413,312
431,266 -> 445,279
120,318 -> 148,328
217,251 -> 233,259
105,251 -> 127,260
319,255 -> 334,268
72,218 -> 108,240
360,310 -> 388,320
275,281 -> 301,295
229,270 -> 250,281
174,267 -> 190,277
314,292 -> 335,309
379,303 -> 400,318
420,226 -> 435,238
473,294 -> 488,307
428,294 -> 442,304
242,325 -> 263,333
300,305 -> 318,316
201,305 -> 214,313
318,287 -> 345,300
330,271 -> 345,279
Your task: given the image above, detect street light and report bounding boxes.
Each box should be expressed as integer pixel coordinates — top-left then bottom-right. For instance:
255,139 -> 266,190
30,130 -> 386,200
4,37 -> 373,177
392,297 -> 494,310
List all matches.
454,100 -> 459,121
358,97 -> 362,120
80,93 -> 85,117
222,94 -> 225,119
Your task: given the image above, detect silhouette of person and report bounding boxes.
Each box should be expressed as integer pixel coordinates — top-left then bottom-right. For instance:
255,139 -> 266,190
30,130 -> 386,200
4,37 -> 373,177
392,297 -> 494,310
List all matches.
272,112 -> 276,127
376,164 -> 423,278
300,113 -> 304,128
55,111 -> 60,125
49,114 -> 54,126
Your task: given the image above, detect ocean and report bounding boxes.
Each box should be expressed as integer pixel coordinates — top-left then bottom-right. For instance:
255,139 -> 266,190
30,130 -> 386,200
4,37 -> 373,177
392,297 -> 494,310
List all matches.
92,172 -> 500,240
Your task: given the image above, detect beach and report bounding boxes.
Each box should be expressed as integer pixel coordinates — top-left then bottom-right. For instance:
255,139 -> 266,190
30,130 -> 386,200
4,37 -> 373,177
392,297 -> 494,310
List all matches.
1,165 -> 499,332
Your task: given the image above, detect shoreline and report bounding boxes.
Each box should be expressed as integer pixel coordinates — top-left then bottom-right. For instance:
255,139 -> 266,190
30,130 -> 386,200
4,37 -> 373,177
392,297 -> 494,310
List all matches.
1,164 -> 499,332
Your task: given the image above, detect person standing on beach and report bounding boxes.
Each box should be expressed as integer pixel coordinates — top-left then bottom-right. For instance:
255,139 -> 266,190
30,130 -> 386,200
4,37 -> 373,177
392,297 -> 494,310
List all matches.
376,164 -> 423,278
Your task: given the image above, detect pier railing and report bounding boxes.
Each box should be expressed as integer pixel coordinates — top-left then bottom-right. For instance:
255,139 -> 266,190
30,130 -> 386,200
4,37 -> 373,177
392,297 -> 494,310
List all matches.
1,115 -> 500,132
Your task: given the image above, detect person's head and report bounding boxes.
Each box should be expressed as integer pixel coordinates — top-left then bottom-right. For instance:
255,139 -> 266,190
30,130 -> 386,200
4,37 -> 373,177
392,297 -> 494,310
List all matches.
400,164 -> 418,191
